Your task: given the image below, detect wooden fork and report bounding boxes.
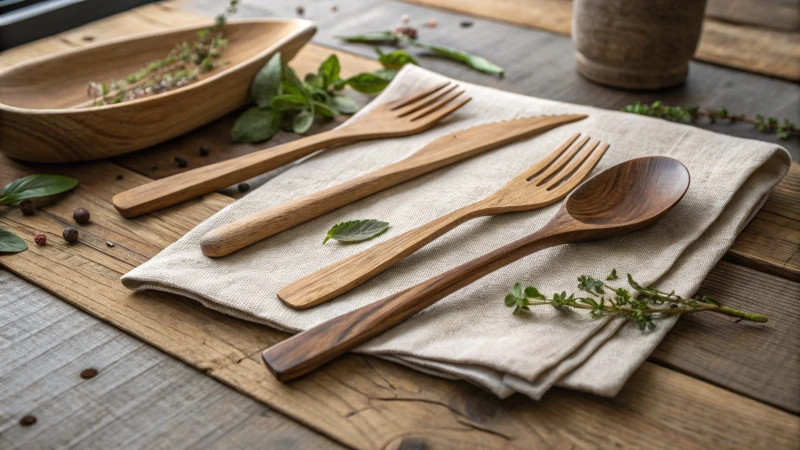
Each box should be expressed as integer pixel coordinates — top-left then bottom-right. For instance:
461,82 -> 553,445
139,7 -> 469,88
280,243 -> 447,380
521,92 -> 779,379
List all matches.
277,133 -> 609,309
112,82 -> 470,218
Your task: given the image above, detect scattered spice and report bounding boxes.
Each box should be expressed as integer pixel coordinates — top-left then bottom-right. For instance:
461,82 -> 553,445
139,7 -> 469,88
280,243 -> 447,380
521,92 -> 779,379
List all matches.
116,174 -> 124,180
82,35 -> 95,42
426,19 -> 437,28
63,226 -> 79,243
394,26 -> 418,40
331,5 -> 338,12
34,233 -> 46,245
19,199 -> 35,216
80,368 -> 99,379
73,208 -> 90,224
19,415 -> 37,426
401,14 -> 410,23
199,145 -> 211,156
175,156 -> 188,168
296,5 -> 304,15
237,182 -> 250,193
460,20 -> 473,28
106,241 -> 115,248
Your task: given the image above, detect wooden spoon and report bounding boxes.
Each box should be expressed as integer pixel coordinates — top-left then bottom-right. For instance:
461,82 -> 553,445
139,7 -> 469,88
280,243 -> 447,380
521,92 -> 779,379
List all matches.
261,156 -> 691,382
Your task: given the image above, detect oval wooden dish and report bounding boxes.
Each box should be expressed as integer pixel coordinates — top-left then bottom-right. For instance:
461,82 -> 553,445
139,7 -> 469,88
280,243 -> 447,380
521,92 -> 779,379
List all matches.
0,18 -> 316,163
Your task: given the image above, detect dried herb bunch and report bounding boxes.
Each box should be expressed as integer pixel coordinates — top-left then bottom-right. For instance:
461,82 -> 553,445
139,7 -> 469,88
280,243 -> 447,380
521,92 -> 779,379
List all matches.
505,269 -> 766,330
85,0 -> 239,106
623,101 -> 798,140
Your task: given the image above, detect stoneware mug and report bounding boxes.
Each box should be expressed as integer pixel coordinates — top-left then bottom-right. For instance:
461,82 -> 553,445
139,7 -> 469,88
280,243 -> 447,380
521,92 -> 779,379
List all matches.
572,0 -> 708,90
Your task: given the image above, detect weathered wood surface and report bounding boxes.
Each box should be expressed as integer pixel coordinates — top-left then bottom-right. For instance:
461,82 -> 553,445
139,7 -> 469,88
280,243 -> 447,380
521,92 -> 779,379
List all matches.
0,271 -> 341,449
707,0 -> 800,31
0,1 -> 799,448
399,0 -> 800,81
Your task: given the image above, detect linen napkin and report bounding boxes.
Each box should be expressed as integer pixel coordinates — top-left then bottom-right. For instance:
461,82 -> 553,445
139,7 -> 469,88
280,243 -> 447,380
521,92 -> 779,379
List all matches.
122,65 -> 790,399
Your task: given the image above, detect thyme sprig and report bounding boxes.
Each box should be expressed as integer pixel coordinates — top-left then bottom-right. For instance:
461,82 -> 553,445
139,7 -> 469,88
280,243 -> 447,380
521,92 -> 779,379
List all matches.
623,101 -> 798,140
84,0 -> 239,106
505,269 -> 767,331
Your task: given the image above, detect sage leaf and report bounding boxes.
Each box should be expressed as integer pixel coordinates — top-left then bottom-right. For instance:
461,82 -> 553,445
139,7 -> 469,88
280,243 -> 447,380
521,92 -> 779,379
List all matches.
312,100 -> 337,117
0,228 -> 27,253
341,73 -> 392,93
270,94 -> 307,112
337,31 -> 398,45
232,107 -> 281,143
251,53 -> 282,107
292,110 -> 314,134
413,42 -> 504,75
376,49 -> 418,70
0,174 -> 78,205
331,95 -> 359,114
323,219 -> 390,244
318,54 -> 341,86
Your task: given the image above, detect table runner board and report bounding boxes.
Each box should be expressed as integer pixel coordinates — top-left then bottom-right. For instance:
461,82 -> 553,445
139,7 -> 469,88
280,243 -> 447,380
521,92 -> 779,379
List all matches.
0,2 -> 798,448
399,0 -> 800,81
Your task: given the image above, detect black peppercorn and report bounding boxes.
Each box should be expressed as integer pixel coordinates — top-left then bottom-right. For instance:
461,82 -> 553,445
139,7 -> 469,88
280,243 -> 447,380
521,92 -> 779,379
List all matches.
175,156 -> 188,168
296,5 -> 304,15
19,415 -> 37,426
63,226 -> 79,243
460,20 -> 473,28
237,182 -> 250,193
80,368 -> 98,379
199,145 -> 210,157
19,199 -> 36,215
116,174 -> 124,180
73,208 -> 90,224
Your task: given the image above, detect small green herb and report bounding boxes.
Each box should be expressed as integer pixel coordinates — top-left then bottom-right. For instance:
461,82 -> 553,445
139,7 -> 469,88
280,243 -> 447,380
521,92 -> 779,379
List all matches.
251,52 -> 283,107
0,174 -> 78,205
376,48 -> 419,70
505,271 -> 767,329
323,219 -> 390,244
231,107 -> 281,143
411,41 -> 504,75
0,228 -> 27,253
622,101 -> 798,140
337,31 -> 399,45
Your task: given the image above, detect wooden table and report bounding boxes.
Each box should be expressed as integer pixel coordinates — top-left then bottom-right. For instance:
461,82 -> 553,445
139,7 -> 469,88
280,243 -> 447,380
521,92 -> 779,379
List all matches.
1,1 -> 798,448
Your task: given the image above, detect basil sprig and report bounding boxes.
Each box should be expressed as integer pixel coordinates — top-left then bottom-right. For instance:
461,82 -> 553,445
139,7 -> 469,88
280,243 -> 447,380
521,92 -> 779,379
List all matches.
0,174 -> 78,205
323,219 -> 390,244
0,227 -> 27,253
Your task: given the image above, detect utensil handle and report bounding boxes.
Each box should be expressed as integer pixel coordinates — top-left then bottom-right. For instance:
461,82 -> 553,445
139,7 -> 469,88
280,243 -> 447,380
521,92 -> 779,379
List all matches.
199,160 -> 431,257
112,129 -> 353,218
277,201 -> 496,309
262,215 -> 576,382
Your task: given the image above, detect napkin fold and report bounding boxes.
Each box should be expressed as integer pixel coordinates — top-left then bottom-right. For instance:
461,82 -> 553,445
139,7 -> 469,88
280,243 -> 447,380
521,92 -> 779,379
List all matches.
122,65 -> 790,399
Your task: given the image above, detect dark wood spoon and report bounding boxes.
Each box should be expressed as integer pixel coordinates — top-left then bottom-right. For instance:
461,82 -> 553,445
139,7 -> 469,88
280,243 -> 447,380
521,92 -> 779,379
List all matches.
262,156 -> 691,382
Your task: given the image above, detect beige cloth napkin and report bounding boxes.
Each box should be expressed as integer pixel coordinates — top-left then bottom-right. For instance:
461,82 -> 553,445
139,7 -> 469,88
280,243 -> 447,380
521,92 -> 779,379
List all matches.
122,65 -> 790,399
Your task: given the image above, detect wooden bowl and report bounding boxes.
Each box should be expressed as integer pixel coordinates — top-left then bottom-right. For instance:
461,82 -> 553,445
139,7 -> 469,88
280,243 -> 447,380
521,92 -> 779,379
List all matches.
0,18 -> 316,163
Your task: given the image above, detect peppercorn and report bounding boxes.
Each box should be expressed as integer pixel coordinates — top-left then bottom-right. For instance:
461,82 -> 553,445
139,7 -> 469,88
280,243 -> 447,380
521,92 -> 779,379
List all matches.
175,156 -> 188,168
199,145 -> 210,157
80,368 -> 98,379
296,5 -> 304,15
34,233 -> 46,245
19,199 -> 35,215
19,415 -> 37,426
395,26 -> 418,40
73,208 -> 90,224
426,19 -> 437,28
237,182 -> 250,193
331,5 -> 338,12
402,14 -> 410,23
63,226 -> 79,243
116,174 -> 124,180
460,20 -> 473,28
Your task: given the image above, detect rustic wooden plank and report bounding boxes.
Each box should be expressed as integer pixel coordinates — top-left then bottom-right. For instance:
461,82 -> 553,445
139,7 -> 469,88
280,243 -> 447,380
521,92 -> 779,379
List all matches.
707,0 -> 800,31
0,270 -> 340,449
1,152 -> 798,449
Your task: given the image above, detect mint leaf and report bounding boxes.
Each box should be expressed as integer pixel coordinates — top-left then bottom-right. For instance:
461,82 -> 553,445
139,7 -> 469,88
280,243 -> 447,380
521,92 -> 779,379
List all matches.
251,53 -> 282,107
0,228 -> 27,253
323,219 -> 390,244
340,73 -> 392,93
376,49 -> 418,70
232,107 -> 281,143
0,175 -> 78,205
331,95 -> 359,114
412,42 -> 504,75
337,31 -> 398,45
270,94 -> 307,112
292,110 -> 314,134
318,54 -> 341,86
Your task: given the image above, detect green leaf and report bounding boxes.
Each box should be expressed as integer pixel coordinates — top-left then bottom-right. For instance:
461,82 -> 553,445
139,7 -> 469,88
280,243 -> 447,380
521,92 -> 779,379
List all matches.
251,53 -> 282,107
0,175 -> 78,204
337,31 -> 398,45
524,286 -> 545,300
231,107 -> 281,143
341,73 -> 392,93
304,73 -> 325,90
504,293 -> 517,307
318,54 -> 341,86
292,110 -> 314,134
373,69 -> 398,81
511,282 -> 522,299
606,268 -> 618,281
323,219 -> 390,244
0,228 -> 27,253
331,95 -> 359,114
312,100 -> 338,117
270,94 -> 307,112
413,42 -> 504,75
376,49 -> 419,70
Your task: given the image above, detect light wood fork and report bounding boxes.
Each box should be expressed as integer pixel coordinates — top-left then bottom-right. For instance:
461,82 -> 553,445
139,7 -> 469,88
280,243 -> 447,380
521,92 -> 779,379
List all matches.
112,82 -> 470,218
277,133 -> 609,309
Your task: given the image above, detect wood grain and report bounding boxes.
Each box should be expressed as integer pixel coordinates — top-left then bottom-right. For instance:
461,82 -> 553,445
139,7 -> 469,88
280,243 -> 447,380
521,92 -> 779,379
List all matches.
277,133 -> 607,309
399,0 -> 800,82
707,0 -> 800,31
0,18 -> 315,162
199,114 -> 584,257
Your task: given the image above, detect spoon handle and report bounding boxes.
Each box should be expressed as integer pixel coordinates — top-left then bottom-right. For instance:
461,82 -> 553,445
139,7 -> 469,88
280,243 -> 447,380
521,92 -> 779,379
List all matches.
262,213 -> 577,382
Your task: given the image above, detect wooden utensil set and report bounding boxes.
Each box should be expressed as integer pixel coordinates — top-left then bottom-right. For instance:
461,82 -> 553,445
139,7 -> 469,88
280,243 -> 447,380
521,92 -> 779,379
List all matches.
112,85 -> 690,381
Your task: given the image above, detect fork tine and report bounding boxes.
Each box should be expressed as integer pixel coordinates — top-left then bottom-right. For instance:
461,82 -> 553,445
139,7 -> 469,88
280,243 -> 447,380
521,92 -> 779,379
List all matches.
408,90 -> 466,121
546,141 -> 610,192
395,84 -> 459,117
510,133 -> 582,182
528,135 -> 591,184
410,96 -> 472,126
388,82 -> 451,110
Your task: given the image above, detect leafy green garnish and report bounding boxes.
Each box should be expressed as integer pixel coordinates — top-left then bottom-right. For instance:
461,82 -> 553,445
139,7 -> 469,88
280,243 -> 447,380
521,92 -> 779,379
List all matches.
0,174 -> 78,205
336,72 -> 393,94
323,219 -> 390,244
0,228 -> 27,253
231,107 -> 281,143
337,31 -> 399,45
376,48 -> 419,70
251,52 -> 282,107
411,42 -> 504,75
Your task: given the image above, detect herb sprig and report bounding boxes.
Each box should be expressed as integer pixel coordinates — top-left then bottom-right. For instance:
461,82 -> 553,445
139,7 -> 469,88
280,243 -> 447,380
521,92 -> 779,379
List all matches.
623,101 -> 798,140
505,269 -> 766,330
323,219 -> 390,244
